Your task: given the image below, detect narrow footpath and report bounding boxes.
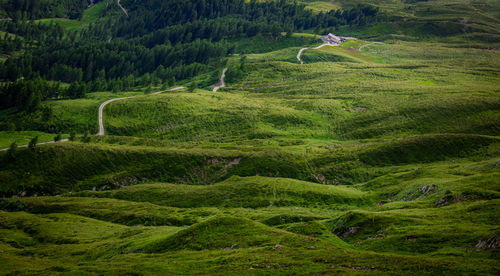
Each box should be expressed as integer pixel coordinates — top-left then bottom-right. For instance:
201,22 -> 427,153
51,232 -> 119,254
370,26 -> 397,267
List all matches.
213,68 -> 228,92
117,0 -> 128,17
0,139 -> 69,152
98,86 -> 184,136
359,42 -> 384,51
297,43 -> 340,64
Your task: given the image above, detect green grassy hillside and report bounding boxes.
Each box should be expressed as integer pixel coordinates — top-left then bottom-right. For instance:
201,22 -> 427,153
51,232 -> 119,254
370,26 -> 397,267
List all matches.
1,0 -> 499,274
94,41 -> 499,142
334,0 -> 500,43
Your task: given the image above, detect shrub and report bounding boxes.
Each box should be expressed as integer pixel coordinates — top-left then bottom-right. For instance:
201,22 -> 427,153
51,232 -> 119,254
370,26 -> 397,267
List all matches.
7,141 -> 17,160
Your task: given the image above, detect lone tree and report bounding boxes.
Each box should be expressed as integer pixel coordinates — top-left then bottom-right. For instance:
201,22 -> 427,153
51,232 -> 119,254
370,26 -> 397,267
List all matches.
7,122 -> 15,131
167,76 -> 175,87
188,81 -> 197,92
81,131 -> 90,143
240,55 -> 247,71
7,142 -> 17,160
314,24 -> 322,38
144,84 -> 152,94
28,136 -> 38,151
41,106 -> 53,121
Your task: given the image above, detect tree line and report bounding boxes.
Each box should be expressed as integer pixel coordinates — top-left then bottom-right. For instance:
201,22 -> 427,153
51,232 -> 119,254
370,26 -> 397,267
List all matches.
0,0 -> 100,20
0,0 -> 382,115
0,79 -> 90,112
109,0 -> 380,38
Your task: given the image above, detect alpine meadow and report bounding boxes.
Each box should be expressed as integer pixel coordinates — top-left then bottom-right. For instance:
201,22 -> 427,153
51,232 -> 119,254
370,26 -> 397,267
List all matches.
0,0 -> 499,274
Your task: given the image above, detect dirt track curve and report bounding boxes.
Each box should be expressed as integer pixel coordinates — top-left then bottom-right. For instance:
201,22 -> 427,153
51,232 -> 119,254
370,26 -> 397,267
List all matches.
0,139 -> 69,152
0,86 -> 185,151
359,42 -> 384,51
117,0 -> 128,17
4,39 -> 376,150
98,86 -> 184,136
297,43 -> 339,64
213,68 -> 228,92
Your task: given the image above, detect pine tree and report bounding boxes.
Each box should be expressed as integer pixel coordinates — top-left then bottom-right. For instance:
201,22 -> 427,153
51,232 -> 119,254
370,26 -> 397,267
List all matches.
188,81 -> 197,92
7,122 -> 16,131
81,131 -> 90,143
7,141 -> 17,160
144,84 -> 152,94
240,55 -> 247,71
28,136 -> 38,151
41,106 -> 52,121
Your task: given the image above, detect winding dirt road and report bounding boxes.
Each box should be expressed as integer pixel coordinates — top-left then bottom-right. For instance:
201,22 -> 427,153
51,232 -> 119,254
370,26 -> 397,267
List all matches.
297,43 -> 340,64
213,68 -> 228,92
97,96 -> 135,136
3,39 -> 373,150
117,0 -> 128,17
0,139 -> 69,152
1,38 -> 374,151
0,86 -> 184,151
98,86 -> 184,136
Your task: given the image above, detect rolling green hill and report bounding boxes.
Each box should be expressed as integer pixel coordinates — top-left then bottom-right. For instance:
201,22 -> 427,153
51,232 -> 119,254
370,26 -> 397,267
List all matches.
0,0 -> 499,274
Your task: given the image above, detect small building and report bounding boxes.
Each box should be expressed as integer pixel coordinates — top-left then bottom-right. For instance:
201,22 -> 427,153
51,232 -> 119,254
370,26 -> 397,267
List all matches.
321,33 -> 355,45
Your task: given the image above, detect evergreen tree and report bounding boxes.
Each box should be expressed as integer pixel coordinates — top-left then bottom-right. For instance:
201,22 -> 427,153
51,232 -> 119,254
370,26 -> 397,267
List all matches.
28,136 -> 38,151
41,106 -> 52,121
188,81 -> 198,92
168,77 -> 176,87
7,141 -> 17,160
7,122 -> 16,131
240,55 -> 247,71
81,131 -> 90,143
144,84 -> 152,94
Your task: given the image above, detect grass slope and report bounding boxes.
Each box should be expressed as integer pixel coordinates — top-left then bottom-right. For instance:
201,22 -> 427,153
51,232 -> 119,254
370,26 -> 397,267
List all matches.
1,1 -> 500,274
73,175 -> 372,208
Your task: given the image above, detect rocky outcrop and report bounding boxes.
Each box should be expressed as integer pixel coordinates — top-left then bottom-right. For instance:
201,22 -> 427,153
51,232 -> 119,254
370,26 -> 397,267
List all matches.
475,236 -> 499,250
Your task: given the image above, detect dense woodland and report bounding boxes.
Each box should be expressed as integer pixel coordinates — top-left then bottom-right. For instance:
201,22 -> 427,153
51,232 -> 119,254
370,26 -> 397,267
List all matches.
0,0 -> 96,19
0,0 -> 381,116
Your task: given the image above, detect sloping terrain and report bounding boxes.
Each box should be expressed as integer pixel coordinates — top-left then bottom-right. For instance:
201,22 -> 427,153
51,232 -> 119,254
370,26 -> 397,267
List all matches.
0,0 -> 499,274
